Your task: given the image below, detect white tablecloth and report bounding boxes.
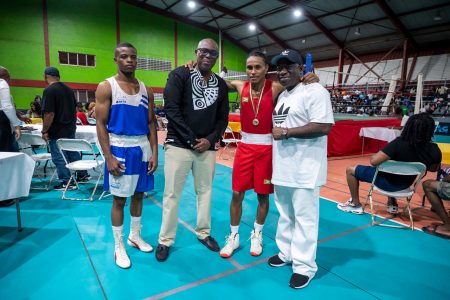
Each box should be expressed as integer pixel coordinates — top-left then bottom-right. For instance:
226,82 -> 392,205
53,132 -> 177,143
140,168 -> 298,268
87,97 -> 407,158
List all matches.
30,124 -> 97,143
0,152 -> 35,201
359,127 -> 401,142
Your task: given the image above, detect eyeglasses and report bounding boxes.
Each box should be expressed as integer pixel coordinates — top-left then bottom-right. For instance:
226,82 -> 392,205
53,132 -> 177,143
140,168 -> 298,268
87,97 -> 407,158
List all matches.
196,48 -> 219,59
276,63 -> 299,72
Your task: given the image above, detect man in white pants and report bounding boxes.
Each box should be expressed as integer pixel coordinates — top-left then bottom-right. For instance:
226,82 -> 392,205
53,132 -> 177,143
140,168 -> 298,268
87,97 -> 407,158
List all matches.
269,49 -> 334,289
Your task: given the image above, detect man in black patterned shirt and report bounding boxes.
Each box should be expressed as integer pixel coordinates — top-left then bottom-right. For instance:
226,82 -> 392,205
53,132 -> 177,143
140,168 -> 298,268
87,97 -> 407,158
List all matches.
156,38 -> 229,262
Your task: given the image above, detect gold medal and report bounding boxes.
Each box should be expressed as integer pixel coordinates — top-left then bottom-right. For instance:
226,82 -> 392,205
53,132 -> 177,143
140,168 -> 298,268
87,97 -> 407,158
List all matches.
249,80 -> 266,127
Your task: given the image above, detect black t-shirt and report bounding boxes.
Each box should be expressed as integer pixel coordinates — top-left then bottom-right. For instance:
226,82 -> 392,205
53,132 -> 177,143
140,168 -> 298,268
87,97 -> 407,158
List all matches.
380,137 -> 442,186
42,82 -> 77,139
164,66 -> 229,150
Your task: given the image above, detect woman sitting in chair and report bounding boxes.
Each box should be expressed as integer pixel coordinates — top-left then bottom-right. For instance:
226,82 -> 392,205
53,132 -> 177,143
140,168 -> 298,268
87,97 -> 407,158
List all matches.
337,113 -> 442,215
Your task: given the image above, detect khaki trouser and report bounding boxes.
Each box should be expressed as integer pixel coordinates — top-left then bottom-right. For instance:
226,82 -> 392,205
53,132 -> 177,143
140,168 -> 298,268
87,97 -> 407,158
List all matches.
158,144 -> 216,246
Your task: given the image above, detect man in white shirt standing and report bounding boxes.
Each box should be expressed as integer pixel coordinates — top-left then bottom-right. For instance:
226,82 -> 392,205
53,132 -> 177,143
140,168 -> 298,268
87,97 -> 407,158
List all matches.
0,66 -> 22,207
269,49 -> 334,289
0,66 -> 21,152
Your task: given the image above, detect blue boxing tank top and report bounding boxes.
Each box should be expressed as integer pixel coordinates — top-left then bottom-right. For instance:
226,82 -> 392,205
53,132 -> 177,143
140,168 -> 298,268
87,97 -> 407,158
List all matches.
106,76 -> 149,136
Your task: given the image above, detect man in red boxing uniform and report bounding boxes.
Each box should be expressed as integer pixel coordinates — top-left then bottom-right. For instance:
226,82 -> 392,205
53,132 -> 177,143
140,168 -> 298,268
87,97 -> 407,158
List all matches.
220,51 -> 318,258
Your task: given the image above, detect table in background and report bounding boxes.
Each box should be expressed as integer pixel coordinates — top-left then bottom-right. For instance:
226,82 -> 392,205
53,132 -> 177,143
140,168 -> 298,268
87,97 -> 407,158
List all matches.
359,127 -> 401,154
29,124 -> 97,143
0,152 -> 35,231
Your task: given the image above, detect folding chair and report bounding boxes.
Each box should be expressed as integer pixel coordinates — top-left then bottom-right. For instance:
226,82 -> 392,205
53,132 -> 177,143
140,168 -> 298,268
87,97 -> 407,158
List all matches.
19,133 -> 56,190
95,139 -> 112,200
363,160 -> 427,230
87,118 -> 96,125
219,126 -> 241,159
56,138 -> 104,201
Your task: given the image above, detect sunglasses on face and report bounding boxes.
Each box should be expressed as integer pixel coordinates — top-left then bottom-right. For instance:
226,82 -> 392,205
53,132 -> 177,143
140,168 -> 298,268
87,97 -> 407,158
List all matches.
276,63 -> 299,72
196,48 -> 219,59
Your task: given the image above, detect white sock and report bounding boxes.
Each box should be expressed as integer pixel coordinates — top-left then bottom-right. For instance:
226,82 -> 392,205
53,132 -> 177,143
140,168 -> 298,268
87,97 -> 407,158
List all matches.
112,225 -> 123,244
130,216 -> 141,238
230,225 -> 239,235
254,222 -> 264,233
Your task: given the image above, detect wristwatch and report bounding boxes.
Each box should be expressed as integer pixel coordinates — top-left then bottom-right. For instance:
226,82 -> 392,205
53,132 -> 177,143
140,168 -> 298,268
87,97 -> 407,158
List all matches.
281,128 -> 289,139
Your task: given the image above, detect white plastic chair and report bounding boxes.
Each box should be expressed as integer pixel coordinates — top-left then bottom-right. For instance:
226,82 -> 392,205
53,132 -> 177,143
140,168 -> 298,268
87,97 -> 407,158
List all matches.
219,126 -> 241,159
87,118 -> 96,125
56,138 -> 104,201
363,160 -> 427,230
95,139 -> 112,200
19,133 -> 56,190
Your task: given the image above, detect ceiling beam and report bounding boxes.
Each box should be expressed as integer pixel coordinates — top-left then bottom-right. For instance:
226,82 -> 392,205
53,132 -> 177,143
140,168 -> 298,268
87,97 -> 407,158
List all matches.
278,0 -> 344,49
163,0 -> 182,12
195,0 -> 290,50
219,4 -> 288,32
237,1 -> 374,42
121,0 -> 249,52
244,1 -> 450,46
202,0 -> 260,26
373,0 -> 419,49
258,1 -> 450,50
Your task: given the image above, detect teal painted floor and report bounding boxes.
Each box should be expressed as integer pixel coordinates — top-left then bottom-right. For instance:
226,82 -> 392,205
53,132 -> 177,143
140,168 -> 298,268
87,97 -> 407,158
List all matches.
1,145 -> 450,299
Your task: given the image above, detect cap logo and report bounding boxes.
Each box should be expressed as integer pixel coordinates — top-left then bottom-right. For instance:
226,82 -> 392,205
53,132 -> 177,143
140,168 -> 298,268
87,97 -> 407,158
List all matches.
282,50 -> 289,55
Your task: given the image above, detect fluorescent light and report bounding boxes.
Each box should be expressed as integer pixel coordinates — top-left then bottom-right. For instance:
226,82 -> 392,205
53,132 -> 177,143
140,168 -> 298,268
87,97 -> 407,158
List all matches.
249,23 -> 256,31
187,1 -> 196,9
294,9 -> 302,17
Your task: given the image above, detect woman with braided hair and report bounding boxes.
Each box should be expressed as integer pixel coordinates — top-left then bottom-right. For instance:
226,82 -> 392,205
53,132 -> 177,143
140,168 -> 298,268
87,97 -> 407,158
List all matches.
337,113 -> 442,215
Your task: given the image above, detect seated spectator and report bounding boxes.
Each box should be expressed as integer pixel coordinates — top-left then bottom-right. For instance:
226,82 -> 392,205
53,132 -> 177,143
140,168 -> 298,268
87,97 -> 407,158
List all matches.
26,100 -> 42,118
422,174 -> 450,239
76,103 -> 89,125
34,95 -> 42,105
390,106 -> 403,120
154,104 -> 166,117
337,113 -> 442,215
85,101 -> 96,118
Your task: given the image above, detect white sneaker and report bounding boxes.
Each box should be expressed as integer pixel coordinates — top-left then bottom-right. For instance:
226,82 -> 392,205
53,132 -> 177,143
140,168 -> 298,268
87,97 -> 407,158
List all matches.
220,233 -> 239,258
337,199 -> 364,214
114,233 -> 131,269
128,224 -> 153,252
249,230 -> 263,256
127,235 -> 153,252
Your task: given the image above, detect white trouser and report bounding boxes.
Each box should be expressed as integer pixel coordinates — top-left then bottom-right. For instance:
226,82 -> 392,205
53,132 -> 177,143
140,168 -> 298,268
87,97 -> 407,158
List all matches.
274,185 -> 320,278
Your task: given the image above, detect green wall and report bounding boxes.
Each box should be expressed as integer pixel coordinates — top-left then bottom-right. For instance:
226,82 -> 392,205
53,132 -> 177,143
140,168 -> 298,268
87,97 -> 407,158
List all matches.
120,2 -> 174,88
48,0 -> 116,84
0,0 -> 45,81
1,0 -> 247,108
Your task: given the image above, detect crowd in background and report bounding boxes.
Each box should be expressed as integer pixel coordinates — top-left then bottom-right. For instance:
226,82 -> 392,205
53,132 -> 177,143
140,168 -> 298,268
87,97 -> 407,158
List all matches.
328,84 -> 449,117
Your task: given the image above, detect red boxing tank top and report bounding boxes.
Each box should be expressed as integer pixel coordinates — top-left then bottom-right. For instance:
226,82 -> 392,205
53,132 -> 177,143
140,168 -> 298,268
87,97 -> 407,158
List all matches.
240,80 -> 273,134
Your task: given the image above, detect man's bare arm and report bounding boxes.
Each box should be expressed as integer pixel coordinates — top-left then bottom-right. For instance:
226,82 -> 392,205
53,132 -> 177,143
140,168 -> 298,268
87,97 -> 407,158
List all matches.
369,151 -> 390,167
95,81 -> 125,176
226,79 -> 245,95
